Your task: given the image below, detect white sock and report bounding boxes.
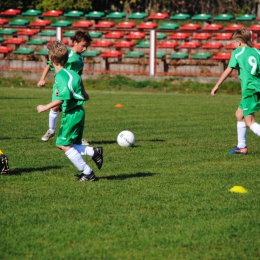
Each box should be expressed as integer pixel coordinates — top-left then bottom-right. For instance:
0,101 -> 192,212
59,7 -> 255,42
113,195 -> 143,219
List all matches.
65,147 -> 92,175
237,121 -> 247,148
49,109 -> 59,133
250,122 -> 260,137
72,144 -> 94,157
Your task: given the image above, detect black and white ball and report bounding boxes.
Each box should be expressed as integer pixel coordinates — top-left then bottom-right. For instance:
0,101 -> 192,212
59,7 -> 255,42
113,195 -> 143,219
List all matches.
117,130 -> 135,147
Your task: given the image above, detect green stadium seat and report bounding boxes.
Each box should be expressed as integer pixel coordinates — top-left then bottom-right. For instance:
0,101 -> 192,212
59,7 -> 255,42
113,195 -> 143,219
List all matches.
213,14 -> 234,21
128,12 -> 147,19
82,50 -> 100,57
14,47 -> 35,55
89,31 -> 102,38
64,10 -> 84,17
170,13 -> 190,20
0,28 -> 17,35
146,32 -> 167,40
51,20 -> 72,27
35,49 -> 49,56
125,51 -> 145,58
170,52 -> 188,59
191,52 -> 212,59
0,18 -> 9,25
0,37 -> 3,42
63,30 -> 76,37
106,12 -> 126,19
9,19 -> 30,26
39,30 -> 56,36
148,13 -> 169,20
145,52 -> 166,59
158,23 -> 179,30
26,38 -> 47,45
85,11 -> 105,19
191,14 -> 212,21
236,14 -> 256,21
136,41 -> 150,48
22,9 -> 42,16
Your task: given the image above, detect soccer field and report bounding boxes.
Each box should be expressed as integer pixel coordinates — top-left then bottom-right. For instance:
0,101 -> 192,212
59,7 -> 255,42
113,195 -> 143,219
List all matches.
1,85 -> 260,259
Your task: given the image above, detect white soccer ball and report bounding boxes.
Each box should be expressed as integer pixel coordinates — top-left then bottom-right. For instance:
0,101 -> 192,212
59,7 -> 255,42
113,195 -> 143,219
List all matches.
117,130 -> 135,147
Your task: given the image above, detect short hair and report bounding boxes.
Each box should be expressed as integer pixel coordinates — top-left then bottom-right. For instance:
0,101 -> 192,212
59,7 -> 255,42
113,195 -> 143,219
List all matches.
47,41 -> 68,66
71,30 -> 92,45
232,28 -> 253,47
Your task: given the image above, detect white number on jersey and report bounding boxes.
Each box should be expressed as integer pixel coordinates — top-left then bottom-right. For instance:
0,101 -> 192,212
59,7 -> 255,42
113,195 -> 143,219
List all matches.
248,56 -> 257,74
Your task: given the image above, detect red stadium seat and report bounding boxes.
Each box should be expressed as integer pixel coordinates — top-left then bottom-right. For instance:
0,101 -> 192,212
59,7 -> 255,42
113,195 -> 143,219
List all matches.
30,19 -> 51,26
94,21 -> 115,28
0,9 -> 21,16
179,42 -> 201,49
2,37 -> 26,45
17,29 -> 39,36
212,52 -> 231,60
148,13 -> 169,20
114,40 -> 135,48
248,25 -> 260,33
115,22 -> 136,29
212,33 -> 232,40
253,42 -> 260,49
224,24 -> 245,31
91,40 -> 113,47
104,31 -> 124,39
101,50 -> 122,58
201,42 -> 223,49
157,41 -> 179,48
42,10 -> 63,17
125,32 -> 146,40
202,24 -> 223,31
0,18 -> 8,25
72,21 -> 93,28
47,39 -> 69,45
179,23 -> 201,31
168,32 -> 189,40
0,46 -> 13,53
190,33 -> 212,40
225,43 -> 235,49
137,22 -> 158,29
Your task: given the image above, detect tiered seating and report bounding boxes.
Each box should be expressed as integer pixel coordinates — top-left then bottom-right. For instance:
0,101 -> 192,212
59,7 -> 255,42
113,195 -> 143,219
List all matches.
22,9 -> 42,16
0,9 -> 21,16
30,19 -> 51,26
179,23 -> 201,31
148,13 -> 169,20
168,32 -> 189,40
125,32 -> 146,40
72,21 -> 93,28
0,18 -> 8,25
116,22 -> 136,29
114,41 -> 135,48
137,22 -> 157,29
42,10 -> 63,17
190,33 -> 212,40
212,33 -> 232,40
157,41 -> 178,49
104,31 -> 124,39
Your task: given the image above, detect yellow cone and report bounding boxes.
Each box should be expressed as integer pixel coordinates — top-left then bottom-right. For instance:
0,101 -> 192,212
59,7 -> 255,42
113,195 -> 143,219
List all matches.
229,186 -> 248,193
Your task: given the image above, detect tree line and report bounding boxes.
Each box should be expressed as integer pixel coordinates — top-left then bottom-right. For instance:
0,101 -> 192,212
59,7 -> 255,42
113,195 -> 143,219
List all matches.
1,0 -> 259,17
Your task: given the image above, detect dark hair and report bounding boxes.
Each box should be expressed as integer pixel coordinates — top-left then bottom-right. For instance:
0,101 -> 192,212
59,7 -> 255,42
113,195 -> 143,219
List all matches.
71,30 -> 92,44
232,28 -> 253,47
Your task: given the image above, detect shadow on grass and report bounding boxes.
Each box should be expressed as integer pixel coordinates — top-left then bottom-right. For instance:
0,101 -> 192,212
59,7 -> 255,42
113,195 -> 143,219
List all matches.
9,166 -> 63,175
89,139 -> 164,145
99,172 -> 157,180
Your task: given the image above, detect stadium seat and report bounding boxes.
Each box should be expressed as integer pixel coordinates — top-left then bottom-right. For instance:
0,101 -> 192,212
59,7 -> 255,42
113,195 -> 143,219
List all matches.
179,23 -> 201,31
202,24 -> 223,31
154,33 -> 168,40
115,22 -> 136,29
170,52 -> 189,59
0,37 -> 3,42
213,14 -> 234,21
22,9 -> 42,16
212,52 -> 231,60
38,30 -> 56,36
89,31 -> 102,38
64,10 -> 84,17
125,51 -> 145,58
51,20 -> 72,27
72,21 -> 93,28
0,46 -> 13,53
26,38 -> 47,45
106,12 -> 126,19
128,12 -> 147,19
236,14 -> 256,21
91,40 -> 113,47
253,43 -> 260,49
94,21 -> 115,28
137,22 -> 158,29
2,37 -> 26,45
35,48 -> 49,56
104,31 -> 124,39
0,28 -> 17,35
47,39 -> 69,45
212,33 -> 232,40
145,52 -> 166,59
191,52 -> 212,59
225,43 -> 235,49
179,42 -> 201,49
201,42 -> 223,49
101,50 -> 122,58
42,10 -> 63,17
17,29 -> 39,36
157,41 -> 178,48
63,30 -> 76,37
30,19 -> 51,26
114,40 -> 135,48
148,13 -> 169,20
0,9 -> 21,16
170,13 -> 190,20
8,19 -> 30,26
191,14 -> 212,21
125,32 -> 146,40
14,47 -> 35,54
0,18 -> 9,25
135,41 -> 150,48
190,33 -> 212,40
248,25 -> 260,33
85,11 -> 105,19
168,32 -> 189,40
82,50 -> 100,57
224,24 -> 244,31
158,23 -> 179,30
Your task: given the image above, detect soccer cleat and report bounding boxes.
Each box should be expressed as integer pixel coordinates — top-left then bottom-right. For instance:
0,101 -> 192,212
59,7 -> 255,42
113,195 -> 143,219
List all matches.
78,171 -> 96,181
229,146 -> 248,155
81,138 -> 89,146
41,130 -> 55,141
92,147 -> 103,170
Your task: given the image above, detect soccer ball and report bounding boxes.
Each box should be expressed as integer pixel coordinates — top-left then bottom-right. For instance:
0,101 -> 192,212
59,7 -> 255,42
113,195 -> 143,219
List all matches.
117,130 -> 135,147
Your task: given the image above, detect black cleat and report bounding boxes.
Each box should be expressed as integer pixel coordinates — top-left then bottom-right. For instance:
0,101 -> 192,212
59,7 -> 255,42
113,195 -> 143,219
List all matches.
92,147 -> 103,170
78,171 -> 96,181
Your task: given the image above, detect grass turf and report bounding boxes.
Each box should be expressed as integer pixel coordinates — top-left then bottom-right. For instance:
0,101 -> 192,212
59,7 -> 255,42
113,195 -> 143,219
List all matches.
0,84 -> 260,259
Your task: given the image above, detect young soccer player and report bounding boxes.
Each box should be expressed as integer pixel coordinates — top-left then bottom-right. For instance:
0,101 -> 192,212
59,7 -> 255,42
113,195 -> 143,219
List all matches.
38,30 -> 91,145
211,28 -> 260,154
37,41 -> 103,181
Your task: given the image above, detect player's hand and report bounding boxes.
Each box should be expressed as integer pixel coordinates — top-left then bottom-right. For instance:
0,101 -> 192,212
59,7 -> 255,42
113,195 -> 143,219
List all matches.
37,80 -> 46,87
211,86 -> 218,97
37,105 -> 46,113
83,92 -> 89,101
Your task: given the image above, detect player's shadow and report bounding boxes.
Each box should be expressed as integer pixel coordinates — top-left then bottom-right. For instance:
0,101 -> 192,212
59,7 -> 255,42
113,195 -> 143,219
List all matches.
90,140 -> 117,145
9,166 -> 63,175
99,172 -> 157,180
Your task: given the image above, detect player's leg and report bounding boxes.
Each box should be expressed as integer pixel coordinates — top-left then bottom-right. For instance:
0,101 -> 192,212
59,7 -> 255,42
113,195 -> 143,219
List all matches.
42,106 -> 59,141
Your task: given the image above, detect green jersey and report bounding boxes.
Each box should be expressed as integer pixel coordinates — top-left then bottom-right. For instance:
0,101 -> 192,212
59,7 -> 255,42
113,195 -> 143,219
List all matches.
53,68 -> 85,113
228,47 -> 260,98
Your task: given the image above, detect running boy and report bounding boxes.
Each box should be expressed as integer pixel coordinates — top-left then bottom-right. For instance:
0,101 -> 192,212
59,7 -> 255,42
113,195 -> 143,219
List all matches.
38,30 -> 91,145
211,28 -> 260,154
37,41 -> 103,181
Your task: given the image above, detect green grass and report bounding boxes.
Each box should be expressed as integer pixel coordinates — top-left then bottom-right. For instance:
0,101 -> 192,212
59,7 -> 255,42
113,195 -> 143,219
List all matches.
1,80 -> 260,260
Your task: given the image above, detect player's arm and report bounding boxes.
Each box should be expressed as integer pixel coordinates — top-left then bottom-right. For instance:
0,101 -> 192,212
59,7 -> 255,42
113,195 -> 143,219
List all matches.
211,67 -> 233,97
37,64 -> 51,87
80,80 -> 89,101
37,100 -> 63,113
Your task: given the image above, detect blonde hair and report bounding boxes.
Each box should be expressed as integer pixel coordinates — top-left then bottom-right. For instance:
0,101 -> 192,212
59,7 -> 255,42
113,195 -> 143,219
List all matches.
232,28 -> 253,47
47,41 -> 68,66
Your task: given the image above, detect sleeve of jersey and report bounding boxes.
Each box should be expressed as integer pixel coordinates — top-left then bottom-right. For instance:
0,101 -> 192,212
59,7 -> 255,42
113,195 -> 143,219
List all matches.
47,60 -> 55,71
55,74 -> 71,101
228,51 -> 239,69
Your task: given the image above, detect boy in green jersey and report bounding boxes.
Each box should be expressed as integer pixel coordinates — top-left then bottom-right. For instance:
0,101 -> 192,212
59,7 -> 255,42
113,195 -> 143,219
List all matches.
38,30 -> 91,145
37,41 -> 103,181
211,28 -> 260,154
